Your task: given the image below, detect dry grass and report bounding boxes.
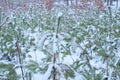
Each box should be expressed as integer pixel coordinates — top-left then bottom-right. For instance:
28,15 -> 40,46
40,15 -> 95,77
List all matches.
0,0 -> 105,12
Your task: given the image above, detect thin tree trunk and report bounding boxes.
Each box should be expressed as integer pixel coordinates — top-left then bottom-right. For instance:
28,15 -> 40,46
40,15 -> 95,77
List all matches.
66,0 -> 69,6
76,0 -> 78,5
0,7 -> 1,25
16,42 -> 25,80
116,0 -> 118,8
106,0 -> 112,6
53,54 -> 57,80
52,16 -> 61,80
71,0 -> 72,5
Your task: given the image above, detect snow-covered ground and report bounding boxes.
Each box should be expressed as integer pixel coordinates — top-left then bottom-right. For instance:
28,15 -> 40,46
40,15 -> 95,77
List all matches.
1,0 -> 120,80
22,1 -> 120,80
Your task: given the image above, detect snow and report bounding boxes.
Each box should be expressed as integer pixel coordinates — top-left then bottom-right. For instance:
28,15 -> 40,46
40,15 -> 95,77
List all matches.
57,11 -> 63,18
37,31 -> 51,50
54,1 -> 65,6
90,59 -> 106,69
32,73 -> 43,80
53,33 -> 58,53
1,1 -> 120,80
0,60 -> 11,64
26,49 -> 46,63
117,46 -> 120,57
68,9 -> 75,15
42,64 -> 53,80
62,53 -> 80,65
15,68 -> 22,80
72,72 -> 84,80
111,0 -> 120,9
76,47 -> 83,56
70,37 -> 77,51
63,55 -> 73,65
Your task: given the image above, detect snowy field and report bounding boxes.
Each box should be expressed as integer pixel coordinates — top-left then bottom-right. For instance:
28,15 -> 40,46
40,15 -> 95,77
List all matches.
0,0 -> 120,80
25,1 -> 120,80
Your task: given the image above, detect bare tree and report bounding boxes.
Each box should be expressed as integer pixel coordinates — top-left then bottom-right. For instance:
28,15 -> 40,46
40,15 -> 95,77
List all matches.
106,0 -> 113,6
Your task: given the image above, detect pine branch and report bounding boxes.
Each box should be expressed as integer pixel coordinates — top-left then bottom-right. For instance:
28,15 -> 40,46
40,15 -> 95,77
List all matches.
0,17 -> 9,27
78,43 -> 95,79
9,17 -> 25,80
